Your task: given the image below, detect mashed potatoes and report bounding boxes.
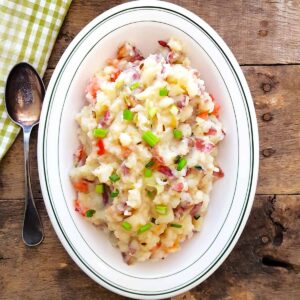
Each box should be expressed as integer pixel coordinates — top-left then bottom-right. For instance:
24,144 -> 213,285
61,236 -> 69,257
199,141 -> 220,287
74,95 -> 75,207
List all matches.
70,39 -> 225,264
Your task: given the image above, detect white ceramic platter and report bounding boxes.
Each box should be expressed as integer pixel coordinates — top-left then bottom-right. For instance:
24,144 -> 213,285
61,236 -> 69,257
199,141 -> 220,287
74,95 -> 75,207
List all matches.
38,1 -> 259,299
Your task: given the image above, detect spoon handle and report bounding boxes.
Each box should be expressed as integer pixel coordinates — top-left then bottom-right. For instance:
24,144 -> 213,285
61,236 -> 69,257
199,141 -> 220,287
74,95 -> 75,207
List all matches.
22,128 -> 44,246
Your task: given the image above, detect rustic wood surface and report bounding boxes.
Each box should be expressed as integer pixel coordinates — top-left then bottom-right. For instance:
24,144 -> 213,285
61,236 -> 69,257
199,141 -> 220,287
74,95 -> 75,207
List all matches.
1,1 -> 300,299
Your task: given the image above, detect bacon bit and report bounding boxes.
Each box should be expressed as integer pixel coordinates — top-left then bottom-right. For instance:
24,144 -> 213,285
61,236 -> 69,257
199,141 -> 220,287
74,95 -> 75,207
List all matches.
121,147 -> 132,158
100,110 -> 111,127
131,46 -> 144,61
73,145 -> 86,166
213,168 -> 224,178
73,181 -> 89,193
197,111 -> 209,119
167,51 -> 175,63
139,63 -> 144,70
110,70 -> 121,82
150,147 -> 165,164
158,40 -> 171,49
86,76 -> 99,98
195,139 -> 215,153
74,200 -> 87,216
222,129 -> 226,136
150,242 -> 161,254
172,182 -> 184,192
96,139 -> 105,155
121,164 -> 130,176
204,127 -> 217,136
190,203 -> 202,217
157,165 -> 173,177
176,95 -> 189,109
174,205 -> 187,219
185,167 -> 193,176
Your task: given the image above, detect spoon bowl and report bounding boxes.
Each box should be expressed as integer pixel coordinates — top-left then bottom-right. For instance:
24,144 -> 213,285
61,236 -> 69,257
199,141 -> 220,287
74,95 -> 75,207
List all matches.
5,62 -> 45,246
5,62 -> 44,128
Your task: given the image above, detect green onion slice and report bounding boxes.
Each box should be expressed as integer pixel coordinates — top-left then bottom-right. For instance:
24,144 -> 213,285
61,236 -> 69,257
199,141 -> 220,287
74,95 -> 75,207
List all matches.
173,129 -> 183,140
93,128 -> 108,138
142,131 -> 160,147
177,158 -> 187,171
144,168 -> 152,178
155,205 -> 168,215
110,189 -> 119,198
170,223 -> 182,228
121,221 -> 132,231
129,82 -> 140,91
95,184 -> 104,194
138,223 -> 152,234
85,209 -> 96,218
109,173 -> 120,182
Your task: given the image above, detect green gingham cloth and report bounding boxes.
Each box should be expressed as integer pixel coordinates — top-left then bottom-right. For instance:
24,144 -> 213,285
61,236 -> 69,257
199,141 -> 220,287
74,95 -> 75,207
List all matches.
0,0 -> 71,160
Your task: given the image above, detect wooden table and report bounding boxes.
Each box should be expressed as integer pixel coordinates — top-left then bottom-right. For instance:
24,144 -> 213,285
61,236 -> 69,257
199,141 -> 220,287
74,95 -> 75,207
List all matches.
1,1 -> 299,299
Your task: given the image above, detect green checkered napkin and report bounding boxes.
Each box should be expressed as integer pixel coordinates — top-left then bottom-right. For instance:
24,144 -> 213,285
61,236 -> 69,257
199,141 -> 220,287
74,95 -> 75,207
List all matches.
0,0 -> 71,160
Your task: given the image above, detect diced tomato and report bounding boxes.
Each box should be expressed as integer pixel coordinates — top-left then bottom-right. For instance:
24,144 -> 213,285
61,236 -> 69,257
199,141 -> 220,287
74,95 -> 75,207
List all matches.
197,111 -> 209,119
96,139 -> 105,155
157,165 -> 173,177
213,168 -> 224,178
172,182 -> 184,192
195,139 -> 215,153
74,145 -> 86,166
110,70 -> 121,82
121,147 -> 132,158
86,76 -> 99,98
204,127 -> 217,136
211,103 -> 220,117
73,181 -> 89,193
74,200 -> 87,216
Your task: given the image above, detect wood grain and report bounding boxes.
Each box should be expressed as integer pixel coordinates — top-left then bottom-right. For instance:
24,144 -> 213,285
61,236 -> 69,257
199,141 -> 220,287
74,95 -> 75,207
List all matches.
48,0 -> 300,68
1,65 -> 299,200
0,195 -> 299,299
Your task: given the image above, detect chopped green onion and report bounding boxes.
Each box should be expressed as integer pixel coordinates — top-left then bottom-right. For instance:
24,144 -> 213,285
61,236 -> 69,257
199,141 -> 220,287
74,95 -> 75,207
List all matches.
93,128 -> 108,138
177,158 -> 187,171
144,168 -> 152,178
174,155 -> 181,164
121,221 -> 132,231
170,223 -> 182,228
195,165 -> 203,171
148,107 -> 157,118
109,173 -> 120,182
123,109 -> 134,121
194,215 -> 201,220
173,129 -> 183,140
145,160 -> 155,168
155,205 -> 168,215
129,81 -> 140,91
138,223 -> 152,234
142,131 -> 160,147
159,87 -> 168,96
110,189 -> 119,198
85,209 -> 96,218
95,184 -> 104,194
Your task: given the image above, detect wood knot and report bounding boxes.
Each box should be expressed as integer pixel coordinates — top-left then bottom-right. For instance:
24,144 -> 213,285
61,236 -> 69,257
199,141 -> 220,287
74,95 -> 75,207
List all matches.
258,29 -> 268,37
262,148 -> 275,157
262,112 -> 273,122
261,83 -> 272,93
261,235 -> 270,244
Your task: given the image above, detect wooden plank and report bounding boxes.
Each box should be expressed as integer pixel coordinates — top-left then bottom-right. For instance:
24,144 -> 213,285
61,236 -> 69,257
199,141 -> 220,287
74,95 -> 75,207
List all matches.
1,65 -> 299,199
0,195 -> 299,299
47,0 -> 300,68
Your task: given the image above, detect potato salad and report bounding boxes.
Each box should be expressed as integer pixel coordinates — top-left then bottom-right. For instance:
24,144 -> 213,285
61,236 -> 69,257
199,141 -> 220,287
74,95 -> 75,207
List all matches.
70,38 -> 225,264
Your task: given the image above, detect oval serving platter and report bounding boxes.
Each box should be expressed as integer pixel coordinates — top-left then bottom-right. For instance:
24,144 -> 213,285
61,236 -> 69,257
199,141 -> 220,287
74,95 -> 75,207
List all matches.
38,1 -> 259,299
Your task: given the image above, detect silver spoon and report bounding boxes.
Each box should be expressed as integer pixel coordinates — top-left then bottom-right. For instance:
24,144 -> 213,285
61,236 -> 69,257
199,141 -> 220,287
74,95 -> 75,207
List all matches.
5,62 -> 44,246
